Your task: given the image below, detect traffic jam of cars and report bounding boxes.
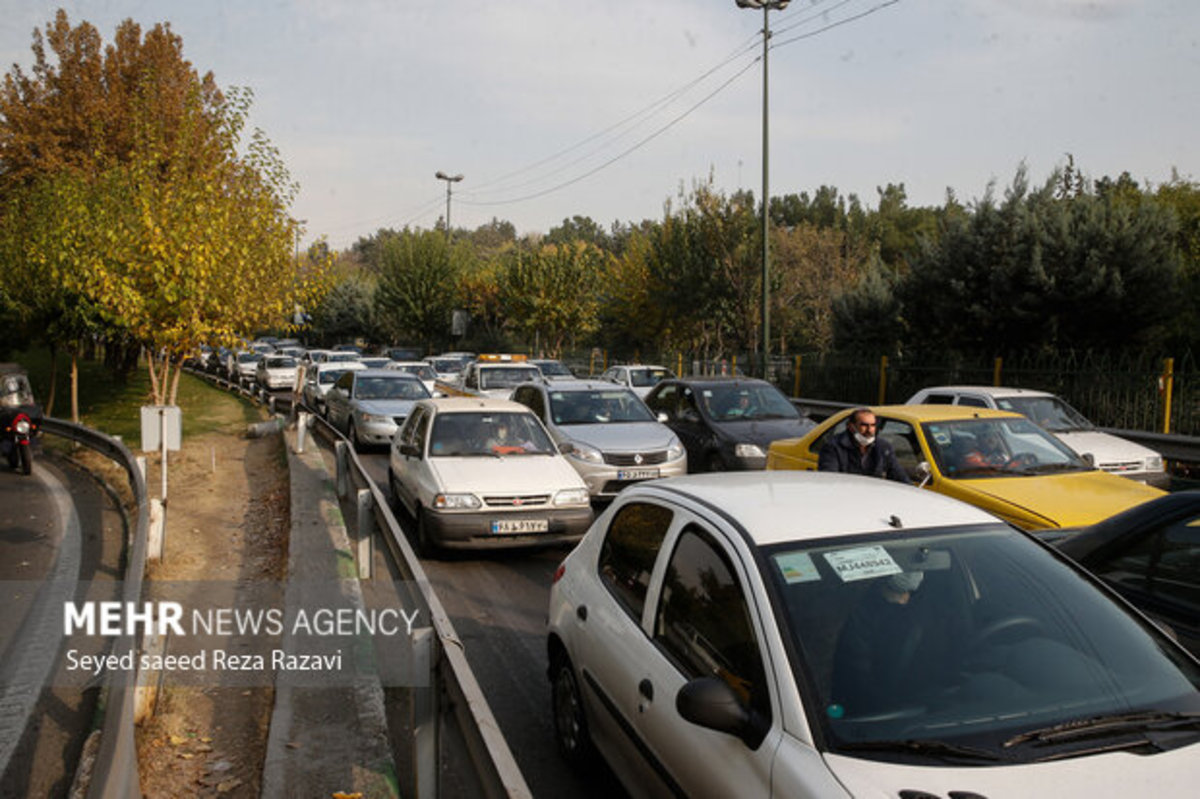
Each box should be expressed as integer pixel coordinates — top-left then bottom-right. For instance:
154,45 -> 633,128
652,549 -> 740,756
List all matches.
191,341 -> 1199,797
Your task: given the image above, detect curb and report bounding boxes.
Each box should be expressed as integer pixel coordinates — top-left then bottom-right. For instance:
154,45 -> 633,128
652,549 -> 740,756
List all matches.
259,426 -> 399,798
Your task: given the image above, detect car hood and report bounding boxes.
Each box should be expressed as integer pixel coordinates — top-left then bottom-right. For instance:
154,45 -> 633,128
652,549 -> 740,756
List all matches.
355,399 -> 418,416
711,417 -> 815,446
948,469 -> 1164,528
559,422 -> 676,451
1053,430 -> 1158,468
429,455 -> 585,494
824,744 -> 1199,798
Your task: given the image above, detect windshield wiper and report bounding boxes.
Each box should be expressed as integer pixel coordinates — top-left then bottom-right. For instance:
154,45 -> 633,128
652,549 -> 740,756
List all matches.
840,738 -> 1005,762
1004,711 -> 1200,748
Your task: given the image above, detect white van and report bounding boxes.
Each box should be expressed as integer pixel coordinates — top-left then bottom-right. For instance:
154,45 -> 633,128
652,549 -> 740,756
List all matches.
906,385 -> 1167,487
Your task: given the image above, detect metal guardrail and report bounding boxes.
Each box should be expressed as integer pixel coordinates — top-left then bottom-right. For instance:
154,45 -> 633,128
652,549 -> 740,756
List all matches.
39,417 -> 150,799
188,367 -> 531,798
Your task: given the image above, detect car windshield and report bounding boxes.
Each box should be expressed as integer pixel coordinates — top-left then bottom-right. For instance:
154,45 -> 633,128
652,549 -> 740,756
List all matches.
237,353 -> 261,364
761,524 -> 1200,764
327,352 -> 360,363
996,395 -> 1094,432
924,417 -> 1089,478
549,388 -> 655,425
428,359 -> 462,374
265,357 -> 296,368
535,361 -> 573,377
479,366 -> 541,390
628,367 -> 671,387
354,376 -> 429,401
318,369 -> 348,384
392,364 -> 436,380
699,383 -> 799,421
429,411 -> 555,456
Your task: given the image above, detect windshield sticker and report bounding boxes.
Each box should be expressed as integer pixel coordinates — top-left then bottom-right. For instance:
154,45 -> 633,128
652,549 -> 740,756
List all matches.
774,552 -> 820,584
823,546 -> 902,583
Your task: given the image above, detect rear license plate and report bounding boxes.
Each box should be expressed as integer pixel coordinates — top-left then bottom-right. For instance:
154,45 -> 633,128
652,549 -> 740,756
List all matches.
617,468 -> 660,481
491,519 -> 550,535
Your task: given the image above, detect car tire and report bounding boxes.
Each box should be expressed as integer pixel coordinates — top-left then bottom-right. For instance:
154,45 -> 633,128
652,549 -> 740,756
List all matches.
550,651 -> 596,770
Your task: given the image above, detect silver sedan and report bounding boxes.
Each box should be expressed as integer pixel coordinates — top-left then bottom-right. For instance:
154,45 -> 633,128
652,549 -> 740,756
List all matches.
324,369 -> 431,450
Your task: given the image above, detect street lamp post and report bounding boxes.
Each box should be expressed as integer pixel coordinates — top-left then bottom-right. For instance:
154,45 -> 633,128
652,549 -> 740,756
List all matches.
736,0 -> 789,379
435,171 -> 464,242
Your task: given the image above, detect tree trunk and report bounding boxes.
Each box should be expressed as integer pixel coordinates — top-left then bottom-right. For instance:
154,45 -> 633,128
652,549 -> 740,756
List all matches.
147,348 -> 162,405
70,349 -> 79,424
45,344 -> 59,418
169,356 -> 183,405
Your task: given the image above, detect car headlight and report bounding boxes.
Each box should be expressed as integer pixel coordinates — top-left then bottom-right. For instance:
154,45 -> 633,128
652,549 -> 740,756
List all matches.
554,488 -> 591,507
1146,455 -> 1164,472
667,437 -> 685,461
360,412 -> 392,424
734,443 -> 766,459
562,441 -> 604,464
434,493 -> 481,510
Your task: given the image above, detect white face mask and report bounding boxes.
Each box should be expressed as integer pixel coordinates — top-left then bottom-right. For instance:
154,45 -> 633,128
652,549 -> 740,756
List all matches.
853,431 -> 875,448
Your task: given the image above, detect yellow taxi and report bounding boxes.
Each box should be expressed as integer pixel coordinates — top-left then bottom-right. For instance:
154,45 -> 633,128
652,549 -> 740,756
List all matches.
767,405 -> 1165,531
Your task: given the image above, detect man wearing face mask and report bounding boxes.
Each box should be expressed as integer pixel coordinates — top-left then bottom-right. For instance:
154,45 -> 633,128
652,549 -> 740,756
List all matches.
818,408 -> 911,483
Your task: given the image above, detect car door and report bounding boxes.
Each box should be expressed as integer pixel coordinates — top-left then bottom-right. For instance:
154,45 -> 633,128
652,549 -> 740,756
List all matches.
647,384 -> 708,464
1083,512 -> 1200,655
630,517 -> 781,798
390,406 -> 429,514
326,371 -> 355,428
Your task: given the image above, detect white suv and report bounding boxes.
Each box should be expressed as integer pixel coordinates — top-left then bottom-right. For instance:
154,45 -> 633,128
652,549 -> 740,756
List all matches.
906,385 -> 1167,487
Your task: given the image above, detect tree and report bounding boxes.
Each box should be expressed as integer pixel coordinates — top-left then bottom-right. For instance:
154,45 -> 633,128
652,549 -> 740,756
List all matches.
0,12 -> 324,408
373,229 -> 465,351
771,222 -> 870,352
496,241 -> 608,357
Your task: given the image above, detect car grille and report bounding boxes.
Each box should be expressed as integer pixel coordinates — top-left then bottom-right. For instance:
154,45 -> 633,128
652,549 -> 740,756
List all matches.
1099,460 -> 1144,473
604,450 -> 670,466
483,494 -> 551,508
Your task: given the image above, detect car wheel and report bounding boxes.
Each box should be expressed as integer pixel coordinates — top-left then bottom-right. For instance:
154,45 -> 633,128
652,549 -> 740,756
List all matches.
551,651 -> 596,770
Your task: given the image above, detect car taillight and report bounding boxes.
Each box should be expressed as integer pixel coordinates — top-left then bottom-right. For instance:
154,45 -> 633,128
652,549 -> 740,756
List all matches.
552,562 -> 566,585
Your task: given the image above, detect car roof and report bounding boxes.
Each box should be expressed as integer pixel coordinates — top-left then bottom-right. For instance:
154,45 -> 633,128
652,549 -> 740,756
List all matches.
635,472 -> 999,545
534,379 -> 631,392
910,385 -> 1054,399
419,397 -> 535,414
661,375 -> 768,387
355,368 -> 420,378
314,361 -> 365,372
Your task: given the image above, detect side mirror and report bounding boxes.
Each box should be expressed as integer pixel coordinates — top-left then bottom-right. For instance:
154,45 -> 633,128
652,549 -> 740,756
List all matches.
916,461 -> 932,488
676,677 -> 765,749
657,412 -> 669,424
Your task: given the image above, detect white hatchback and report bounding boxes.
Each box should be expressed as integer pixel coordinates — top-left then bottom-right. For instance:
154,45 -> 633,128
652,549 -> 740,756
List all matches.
547,472 -> 1200,799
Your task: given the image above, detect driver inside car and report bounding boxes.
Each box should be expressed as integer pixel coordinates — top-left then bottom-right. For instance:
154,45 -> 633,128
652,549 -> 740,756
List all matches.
961,427 -> 1010,471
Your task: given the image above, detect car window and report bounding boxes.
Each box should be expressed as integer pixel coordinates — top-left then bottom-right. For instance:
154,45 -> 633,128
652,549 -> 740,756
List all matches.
645,384 -> 677,418
334,371 -> 355,390
597,502 -> 673,622
1092,515 -> 1200,613
653,525 -> 770,717
878,418 -> 921,479
512,386 -> 546,420
922,393 -> 955,404
958,395 -> 989,408
809,417 -> 846,455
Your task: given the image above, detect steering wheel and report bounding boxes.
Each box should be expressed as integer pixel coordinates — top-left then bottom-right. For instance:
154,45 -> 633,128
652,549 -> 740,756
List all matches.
967,615 -> 1043,650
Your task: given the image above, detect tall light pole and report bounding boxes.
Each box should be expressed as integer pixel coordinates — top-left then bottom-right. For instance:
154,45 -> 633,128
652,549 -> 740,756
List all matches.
736,0 -> 789,378
435,171 -> 464,242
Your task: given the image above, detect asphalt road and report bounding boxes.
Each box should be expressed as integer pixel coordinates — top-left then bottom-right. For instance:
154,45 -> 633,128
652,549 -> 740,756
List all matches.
0,448 -> 125,798
355,449 -> 628,799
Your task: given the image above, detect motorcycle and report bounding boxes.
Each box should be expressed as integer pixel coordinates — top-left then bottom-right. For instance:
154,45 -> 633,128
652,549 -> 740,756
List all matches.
0,364 -> 41,476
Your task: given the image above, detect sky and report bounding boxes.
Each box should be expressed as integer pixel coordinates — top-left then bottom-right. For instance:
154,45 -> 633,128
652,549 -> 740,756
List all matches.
1,0 -> 1197,252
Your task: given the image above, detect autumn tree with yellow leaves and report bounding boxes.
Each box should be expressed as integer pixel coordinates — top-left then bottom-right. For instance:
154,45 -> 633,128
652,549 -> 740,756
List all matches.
0,10 -> 326,414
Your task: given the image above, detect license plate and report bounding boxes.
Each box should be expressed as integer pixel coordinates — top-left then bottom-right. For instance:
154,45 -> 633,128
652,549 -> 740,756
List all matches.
491,519 -> 550,535
617,468 -> 660,481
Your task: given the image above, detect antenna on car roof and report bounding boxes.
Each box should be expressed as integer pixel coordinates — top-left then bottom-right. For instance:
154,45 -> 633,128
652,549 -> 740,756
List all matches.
888,515 -> 903,529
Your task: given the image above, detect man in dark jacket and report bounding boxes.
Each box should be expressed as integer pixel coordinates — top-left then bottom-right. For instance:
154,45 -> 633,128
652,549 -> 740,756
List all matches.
818,408 -> 911,483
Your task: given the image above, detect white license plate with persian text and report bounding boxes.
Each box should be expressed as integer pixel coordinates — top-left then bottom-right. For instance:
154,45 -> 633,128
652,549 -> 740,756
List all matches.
491,519 -> 550,534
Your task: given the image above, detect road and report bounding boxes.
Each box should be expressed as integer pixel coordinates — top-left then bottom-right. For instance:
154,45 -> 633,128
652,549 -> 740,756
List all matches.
0,448 -> 126,798
355,448 -> 628,799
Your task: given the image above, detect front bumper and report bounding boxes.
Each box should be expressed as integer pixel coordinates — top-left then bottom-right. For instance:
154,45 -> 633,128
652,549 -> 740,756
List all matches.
355,416 -> 401,445
424,506 -> 594,550
572,458 -> 688,497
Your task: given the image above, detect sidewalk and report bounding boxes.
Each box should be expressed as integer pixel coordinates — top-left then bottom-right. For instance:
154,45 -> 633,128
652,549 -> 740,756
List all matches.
259,426 -> 399,798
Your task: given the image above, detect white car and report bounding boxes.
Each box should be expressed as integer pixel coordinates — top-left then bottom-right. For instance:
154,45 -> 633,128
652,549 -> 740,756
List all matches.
300,360 -> 366,414
386,361 -> 441,395
388,397 -> 593,554
599,363 -> 675,398
906,385 -> 1167,487
254,354 -> 299,390
509,380 -> 686,498
547,472 -> 1200,799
